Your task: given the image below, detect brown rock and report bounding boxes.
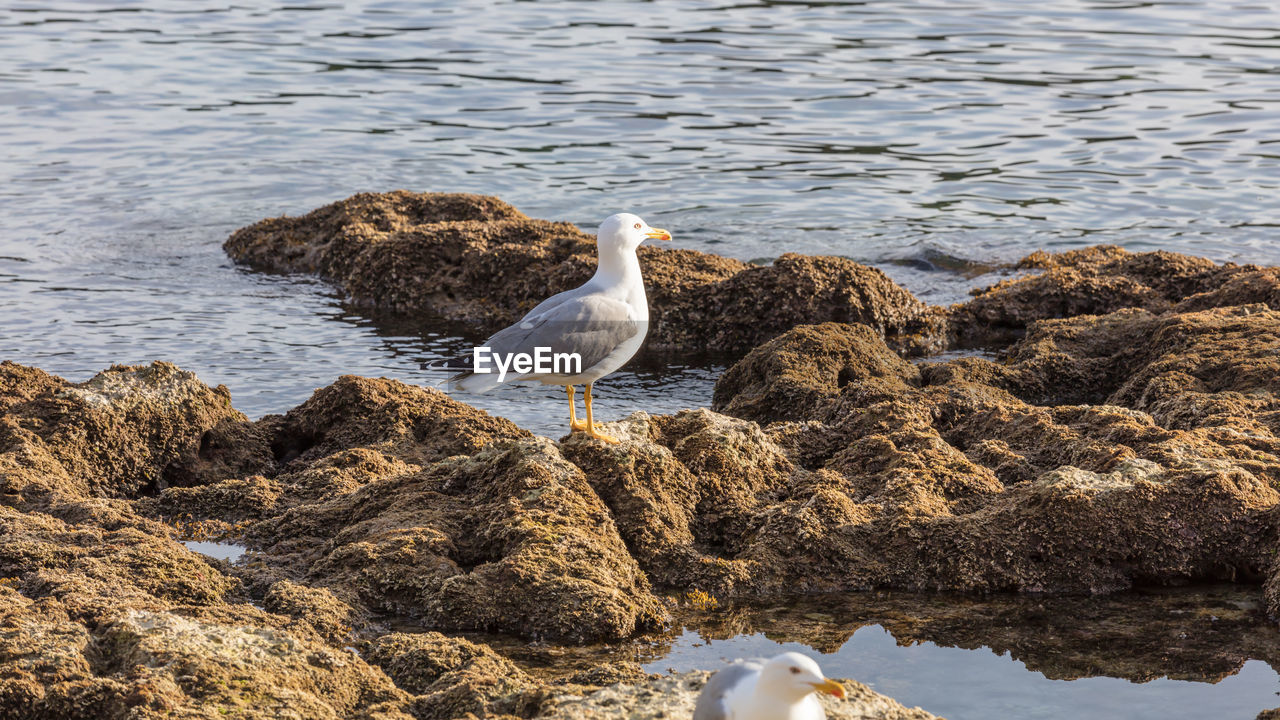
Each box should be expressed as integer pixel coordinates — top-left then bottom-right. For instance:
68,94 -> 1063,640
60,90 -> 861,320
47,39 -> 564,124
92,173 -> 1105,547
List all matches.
224,191 -> 934,355
701,308 -> 1280,597
0,361 -> 258,509
0,506 -> 236,625
363,632 -> 544,718
92,610 -> 408,719
712,322 -> 920,422
249,437 -> 667,642
952,245 -> 1280,347
269,374 -> 530,469
263,579 -> 364,641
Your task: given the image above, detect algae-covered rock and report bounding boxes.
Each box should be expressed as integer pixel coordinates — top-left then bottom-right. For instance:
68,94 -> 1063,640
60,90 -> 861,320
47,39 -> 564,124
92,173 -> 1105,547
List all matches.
0,359 -> 955,718
0,506 -> 236,624
951,245 -> 1280,347
269,374 -> 530,468
224,191 -> 934,354
92,610 -> 408,719
249,436 -> 667,642
363,632 -> 544,719
702,306 -> 1280,597
712,322 -> 920,422
262,579 -> 364,641
0,361 -> 261,510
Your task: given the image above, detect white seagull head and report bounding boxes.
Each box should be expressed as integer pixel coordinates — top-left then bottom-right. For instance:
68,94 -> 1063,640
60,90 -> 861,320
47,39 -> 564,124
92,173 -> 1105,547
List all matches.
756,652 -> 847,703
597,212 -> 671,253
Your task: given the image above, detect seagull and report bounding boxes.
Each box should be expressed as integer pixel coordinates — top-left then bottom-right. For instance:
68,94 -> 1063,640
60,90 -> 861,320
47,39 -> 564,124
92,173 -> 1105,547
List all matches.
434,213 -> 670,443
693,653 -> 846,720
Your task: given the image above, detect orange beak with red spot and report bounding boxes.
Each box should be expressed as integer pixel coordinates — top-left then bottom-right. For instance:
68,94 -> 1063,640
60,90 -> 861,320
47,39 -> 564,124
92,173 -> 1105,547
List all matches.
811,679 -> 846,699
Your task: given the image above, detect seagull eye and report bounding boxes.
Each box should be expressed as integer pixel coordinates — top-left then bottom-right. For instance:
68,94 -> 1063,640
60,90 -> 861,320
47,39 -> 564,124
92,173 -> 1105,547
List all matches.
633,222 -> 642,229
789,667 -> 801,675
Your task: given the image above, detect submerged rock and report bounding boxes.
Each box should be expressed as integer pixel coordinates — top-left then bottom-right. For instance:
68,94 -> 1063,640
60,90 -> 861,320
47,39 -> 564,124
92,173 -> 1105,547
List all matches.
224,191 -> 934,354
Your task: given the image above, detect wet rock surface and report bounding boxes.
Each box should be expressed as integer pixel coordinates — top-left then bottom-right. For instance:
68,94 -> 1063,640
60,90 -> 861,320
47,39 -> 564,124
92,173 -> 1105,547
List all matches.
9,197 -> 1280,716
708,306 -> 1280,597
0,360 -> 946,718
224,191 -> 934,355
951,245 -> 1280,347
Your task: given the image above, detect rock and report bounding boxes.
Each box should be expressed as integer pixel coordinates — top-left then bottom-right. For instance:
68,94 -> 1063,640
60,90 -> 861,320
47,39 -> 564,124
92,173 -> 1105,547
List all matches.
269,374 -> 530,469
712,322 -> 920,423
262,579 -> 365,641
559,410 -> 791,596
561,663 -> 654,687
363,632 -> 544,719
704,307 -> 1280,597
19,233 -> 1280,716
536,670 -> 938,720
224,191 -> 934,354
90,610 -> 407,719
0,361 -> 260,510
248,435 -> 667,642
951,245 -> 1280,347
649,252 -> 931,354
0,506 -> 236,625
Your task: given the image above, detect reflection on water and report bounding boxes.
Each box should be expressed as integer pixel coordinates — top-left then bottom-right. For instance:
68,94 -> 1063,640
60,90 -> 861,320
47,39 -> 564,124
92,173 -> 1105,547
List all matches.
181,540 -> 246,564
485,588 -> 1280,720
653,628 -> 1279,720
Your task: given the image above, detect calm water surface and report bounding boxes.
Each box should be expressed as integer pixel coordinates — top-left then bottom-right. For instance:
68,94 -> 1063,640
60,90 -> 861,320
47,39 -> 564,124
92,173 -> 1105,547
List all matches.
3,5 -> 1280,714
486,589 -> 1280,720
652,626 -> 1280,720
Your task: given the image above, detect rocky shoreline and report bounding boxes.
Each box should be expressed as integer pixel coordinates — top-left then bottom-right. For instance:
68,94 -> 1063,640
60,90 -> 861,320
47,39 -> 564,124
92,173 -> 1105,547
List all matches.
5,191 -> 1280,718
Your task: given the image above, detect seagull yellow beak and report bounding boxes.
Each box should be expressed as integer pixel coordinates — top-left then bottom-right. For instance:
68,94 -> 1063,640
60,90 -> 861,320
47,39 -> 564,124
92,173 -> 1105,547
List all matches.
645,227 -> 672,242
811,679 -> 846,699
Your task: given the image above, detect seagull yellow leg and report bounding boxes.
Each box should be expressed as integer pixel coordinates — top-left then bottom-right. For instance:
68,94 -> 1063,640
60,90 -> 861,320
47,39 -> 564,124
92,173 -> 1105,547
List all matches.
567,385 -> 589,432
583,383 -> 619,444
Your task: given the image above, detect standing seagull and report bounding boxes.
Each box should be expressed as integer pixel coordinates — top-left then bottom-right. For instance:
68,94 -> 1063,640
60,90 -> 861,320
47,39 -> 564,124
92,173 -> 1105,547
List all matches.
694,653 -> 846,720
440,213 -> 670,443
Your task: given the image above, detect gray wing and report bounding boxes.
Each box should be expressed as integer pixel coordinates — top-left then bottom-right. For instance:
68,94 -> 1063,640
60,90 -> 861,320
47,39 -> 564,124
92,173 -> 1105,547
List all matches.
483,293 -> 642,372
518,286 -> 583,324
693,663 -> 760,720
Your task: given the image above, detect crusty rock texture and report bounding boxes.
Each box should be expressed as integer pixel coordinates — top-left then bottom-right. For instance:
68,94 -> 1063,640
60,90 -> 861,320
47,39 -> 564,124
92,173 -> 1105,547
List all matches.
248,436 -> 668,642
224,191 -> 935,354
12,197 -> 1280,717
0,361 -> 258,511
0,359 -> 945,719
706,308 -> 1280,597
952,244 -> 1280,347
